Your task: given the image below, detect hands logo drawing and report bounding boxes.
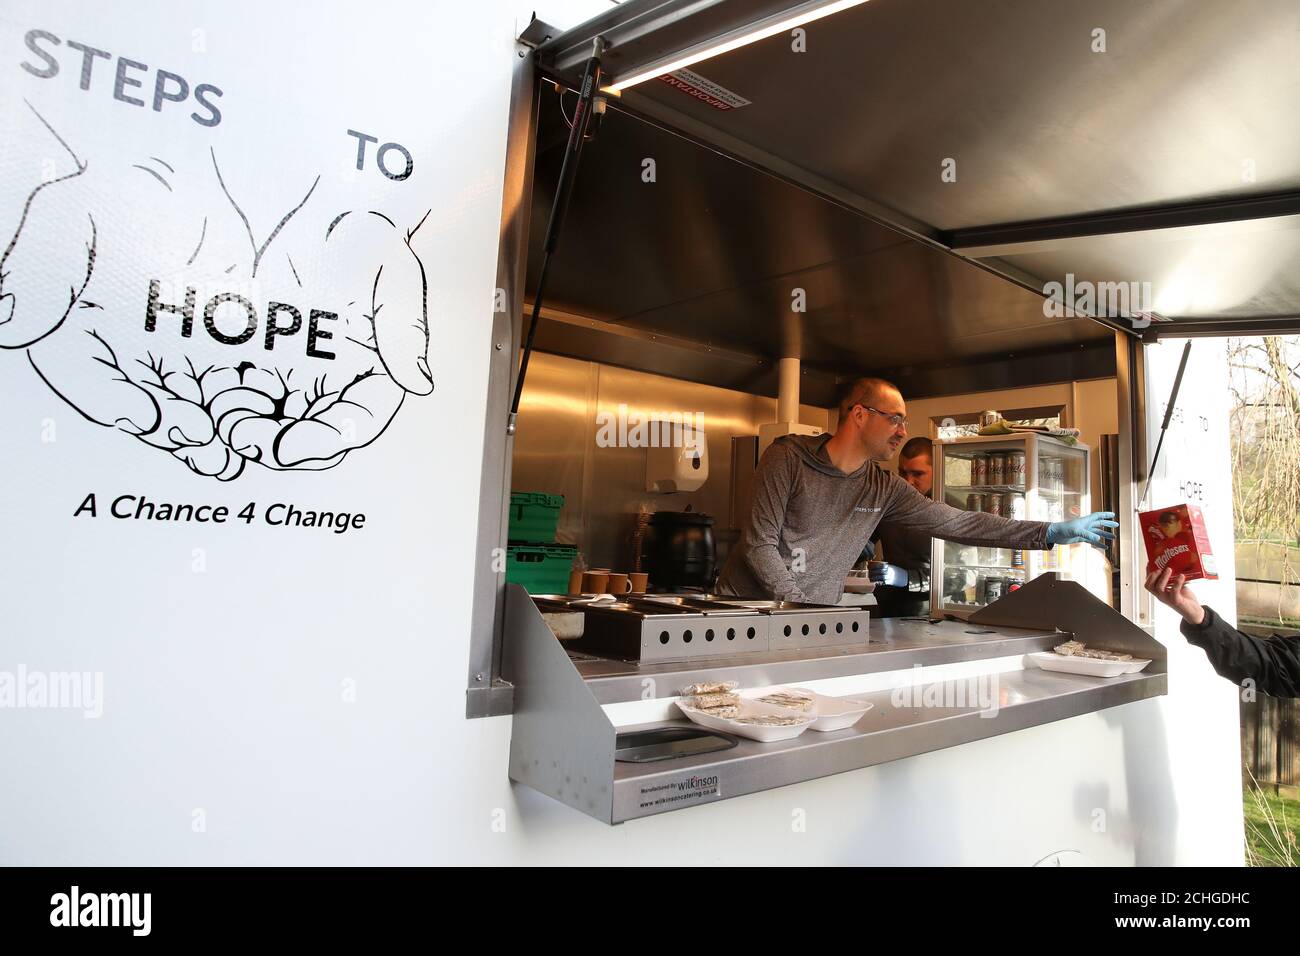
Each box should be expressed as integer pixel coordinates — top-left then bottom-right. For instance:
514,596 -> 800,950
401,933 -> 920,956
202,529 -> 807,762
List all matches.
1,99 -> 434,481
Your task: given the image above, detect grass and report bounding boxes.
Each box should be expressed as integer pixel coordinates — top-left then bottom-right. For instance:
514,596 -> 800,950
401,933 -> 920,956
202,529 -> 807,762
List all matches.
1243,774 -> 1299,866
1240,616 -> 1300,634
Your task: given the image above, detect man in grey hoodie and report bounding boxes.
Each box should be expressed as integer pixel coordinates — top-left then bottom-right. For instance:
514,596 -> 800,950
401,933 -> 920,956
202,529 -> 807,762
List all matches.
716,377 -> 1118,605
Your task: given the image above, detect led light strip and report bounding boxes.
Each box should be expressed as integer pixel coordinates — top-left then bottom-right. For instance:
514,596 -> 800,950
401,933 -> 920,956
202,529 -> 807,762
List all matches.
603,0 -> 872,93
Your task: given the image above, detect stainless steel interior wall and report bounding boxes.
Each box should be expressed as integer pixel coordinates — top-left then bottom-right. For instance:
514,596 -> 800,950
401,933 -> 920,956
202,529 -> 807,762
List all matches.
511,351 -> 830,573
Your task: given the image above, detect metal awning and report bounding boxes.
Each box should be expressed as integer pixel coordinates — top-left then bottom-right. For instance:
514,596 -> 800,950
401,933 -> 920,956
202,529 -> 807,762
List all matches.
533,0 -> 1300,340
524,90 -> 1112,402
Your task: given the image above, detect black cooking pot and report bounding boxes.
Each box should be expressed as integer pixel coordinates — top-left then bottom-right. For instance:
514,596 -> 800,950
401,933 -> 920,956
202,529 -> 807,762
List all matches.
641,510 -> 716,590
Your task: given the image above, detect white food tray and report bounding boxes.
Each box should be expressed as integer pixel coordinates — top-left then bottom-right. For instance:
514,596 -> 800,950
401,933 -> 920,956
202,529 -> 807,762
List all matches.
740,685 -> 874,732
676,699 -> 815,742
1029,652 -> 1151,678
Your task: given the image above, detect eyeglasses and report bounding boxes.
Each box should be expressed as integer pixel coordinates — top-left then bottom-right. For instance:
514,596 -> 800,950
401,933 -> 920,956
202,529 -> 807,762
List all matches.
858,404 -> 908,429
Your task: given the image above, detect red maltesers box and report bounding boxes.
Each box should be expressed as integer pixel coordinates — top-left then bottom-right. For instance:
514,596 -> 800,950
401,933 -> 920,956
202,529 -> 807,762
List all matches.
1139,503 -> 1218,581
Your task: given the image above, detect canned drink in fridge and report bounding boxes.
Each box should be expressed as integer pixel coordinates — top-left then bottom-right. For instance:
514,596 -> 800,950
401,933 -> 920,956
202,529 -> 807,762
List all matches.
1044,456 -> 1063,492
1011,549 -> 1024,568
966,493 -> 986,512
971,454 -> 988,486
1006,492 -> 1026,520
983,576 -> 1006,603
988,453 -> 1006,486
1008,451 -> 1026,487
985,493 -> 1003,517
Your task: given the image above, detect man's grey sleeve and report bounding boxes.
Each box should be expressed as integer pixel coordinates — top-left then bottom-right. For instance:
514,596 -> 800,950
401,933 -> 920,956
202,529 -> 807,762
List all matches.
883,479 -> 1051,550
742,445 -> 808,602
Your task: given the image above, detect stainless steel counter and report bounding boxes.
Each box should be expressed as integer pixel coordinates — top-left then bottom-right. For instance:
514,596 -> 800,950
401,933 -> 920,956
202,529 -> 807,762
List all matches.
503,577 -> 1169,825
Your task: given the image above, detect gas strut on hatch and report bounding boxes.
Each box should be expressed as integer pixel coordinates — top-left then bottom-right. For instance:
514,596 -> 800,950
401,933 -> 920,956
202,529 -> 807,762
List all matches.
508,36 -> 605,436
1139,339 -> 1193,508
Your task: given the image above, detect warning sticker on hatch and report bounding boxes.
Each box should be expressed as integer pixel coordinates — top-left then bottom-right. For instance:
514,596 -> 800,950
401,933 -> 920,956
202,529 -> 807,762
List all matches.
657,69 -> 752,110
639,773 -> 722,811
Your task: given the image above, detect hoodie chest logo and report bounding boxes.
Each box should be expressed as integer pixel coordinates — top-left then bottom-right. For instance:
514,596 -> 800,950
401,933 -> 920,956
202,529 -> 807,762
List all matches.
854,506 -> 883,514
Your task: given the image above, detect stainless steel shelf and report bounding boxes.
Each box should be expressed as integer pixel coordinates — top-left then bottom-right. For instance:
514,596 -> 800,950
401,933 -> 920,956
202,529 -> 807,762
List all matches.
611,667 -> 1166,823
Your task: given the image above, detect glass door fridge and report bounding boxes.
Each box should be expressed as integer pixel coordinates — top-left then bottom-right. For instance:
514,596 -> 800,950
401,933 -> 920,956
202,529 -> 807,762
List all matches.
930,434 -> 1091,620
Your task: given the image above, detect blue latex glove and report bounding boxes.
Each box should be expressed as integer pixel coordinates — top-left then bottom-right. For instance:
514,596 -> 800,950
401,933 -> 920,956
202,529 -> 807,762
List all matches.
1047,511 -> 1119,548
868,563 -> 909,587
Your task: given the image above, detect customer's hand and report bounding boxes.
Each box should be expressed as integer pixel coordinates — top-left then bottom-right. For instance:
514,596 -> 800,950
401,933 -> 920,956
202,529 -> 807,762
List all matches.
868,563 -> 909,588
1047,512 -> 1118,548
1144,567 -> 1206,625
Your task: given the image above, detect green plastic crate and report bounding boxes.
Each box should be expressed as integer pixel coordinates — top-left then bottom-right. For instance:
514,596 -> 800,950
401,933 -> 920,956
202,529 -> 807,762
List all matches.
508,492 -> 565,543
505,544 -> 577,594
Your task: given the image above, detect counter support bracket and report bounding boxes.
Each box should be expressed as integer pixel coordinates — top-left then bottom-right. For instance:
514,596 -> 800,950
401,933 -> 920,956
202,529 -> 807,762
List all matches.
503,584 -> 616,823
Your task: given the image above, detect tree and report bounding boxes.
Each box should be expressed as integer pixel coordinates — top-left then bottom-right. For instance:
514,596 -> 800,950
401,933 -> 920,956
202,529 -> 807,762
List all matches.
1228,337 -> 1300,623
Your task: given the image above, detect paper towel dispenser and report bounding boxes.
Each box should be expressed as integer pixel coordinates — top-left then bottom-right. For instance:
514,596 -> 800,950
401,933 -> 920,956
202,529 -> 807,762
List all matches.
645,423 -> 708,493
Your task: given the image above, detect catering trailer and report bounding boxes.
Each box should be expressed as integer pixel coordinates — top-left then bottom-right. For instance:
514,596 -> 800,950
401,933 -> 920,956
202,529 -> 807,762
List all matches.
0,0 -> 1292,864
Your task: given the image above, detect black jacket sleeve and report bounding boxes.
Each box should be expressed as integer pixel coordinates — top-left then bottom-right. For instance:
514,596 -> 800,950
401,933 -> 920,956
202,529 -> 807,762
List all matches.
1181,606 -> 1300,698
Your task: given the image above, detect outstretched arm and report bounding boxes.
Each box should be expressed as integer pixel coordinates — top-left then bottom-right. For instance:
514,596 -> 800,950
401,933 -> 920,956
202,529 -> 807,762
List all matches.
881,478 -> 1052,550
1147,568 -> 1300,697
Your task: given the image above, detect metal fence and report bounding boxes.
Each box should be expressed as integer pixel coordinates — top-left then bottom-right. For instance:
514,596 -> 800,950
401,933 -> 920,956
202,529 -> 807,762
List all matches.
1241,693 -> 1300,798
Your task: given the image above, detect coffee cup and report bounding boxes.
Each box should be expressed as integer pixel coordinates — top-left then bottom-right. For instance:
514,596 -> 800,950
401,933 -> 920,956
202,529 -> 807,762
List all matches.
567,569 -> 584,594
581,571 -> 609,593
628,572 -> 649,593
606,573 -> 632,594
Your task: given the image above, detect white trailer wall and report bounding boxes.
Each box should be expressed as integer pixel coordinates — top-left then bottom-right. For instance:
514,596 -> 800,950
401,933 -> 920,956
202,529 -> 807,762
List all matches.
1135,337 -> 1245,864
0,0 -> 1243,865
